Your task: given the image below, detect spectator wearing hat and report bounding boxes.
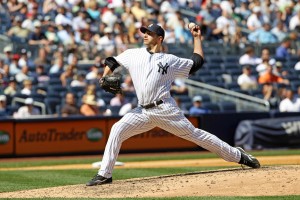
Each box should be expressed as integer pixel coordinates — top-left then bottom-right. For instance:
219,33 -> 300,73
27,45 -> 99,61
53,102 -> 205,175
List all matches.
28,20 -> 49,45
21,79 -> 33,95
237,65 -> 258,91
13,97 -> 40,118
80,95 -> 100,116
61,92 -> 80,117
9,54 -> 21,76
6,15 -> 30,40
0,95 -> 11,116
21,11 -> 37,32
4,77 -> 18,97
189,96 -> 210,115
3,45 -> 13,65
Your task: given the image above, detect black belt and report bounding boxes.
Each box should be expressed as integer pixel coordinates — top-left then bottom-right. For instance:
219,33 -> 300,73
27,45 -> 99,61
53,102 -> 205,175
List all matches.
141,100 -> 163,109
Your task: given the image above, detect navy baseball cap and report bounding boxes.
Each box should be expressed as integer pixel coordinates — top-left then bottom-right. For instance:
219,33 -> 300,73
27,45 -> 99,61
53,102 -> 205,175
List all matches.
140,23 -> 165,39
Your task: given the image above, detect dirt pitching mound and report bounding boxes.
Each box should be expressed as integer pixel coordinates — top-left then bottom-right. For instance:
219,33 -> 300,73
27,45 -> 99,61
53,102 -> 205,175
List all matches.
1,165 -> 299,198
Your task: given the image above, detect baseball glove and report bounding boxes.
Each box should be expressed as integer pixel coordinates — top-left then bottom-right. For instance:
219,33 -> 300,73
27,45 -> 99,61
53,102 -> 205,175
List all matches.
100,76 -> 122,94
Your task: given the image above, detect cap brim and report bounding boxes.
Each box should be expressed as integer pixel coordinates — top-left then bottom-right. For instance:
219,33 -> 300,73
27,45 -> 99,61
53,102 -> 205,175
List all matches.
140,26 -> 149,34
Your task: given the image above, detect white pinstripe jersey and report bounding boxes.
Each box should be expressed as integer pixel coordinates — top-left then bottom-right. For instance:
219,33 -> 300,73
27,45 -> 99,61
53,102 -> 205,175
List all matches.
115,48 -> 193,105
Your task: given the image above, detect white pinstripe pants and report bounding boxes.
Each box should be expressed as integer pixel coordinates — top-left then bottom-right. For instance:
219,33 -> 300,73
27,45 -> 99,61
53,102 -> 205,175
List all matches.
98,98 -> 241,178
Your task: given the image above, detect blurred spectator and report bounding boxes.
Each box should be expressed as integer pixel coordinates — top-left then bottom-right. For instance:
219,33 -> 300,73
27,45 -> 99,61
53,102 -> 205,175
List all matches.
174,18 -> 192,44
239,46 -> 260,66
6,15 -> 30,40
70,71 -> 87,87
110,93 -> 128,106
4,77 -> 18,97
45,23 -> 59,44
275,37 -> 292,58
0,95 -> 10,116
86,0 -> 100,21
271,21 -> 288,42
119,98 -> 138,116
49,56 -> 65,74
94,27 -> 116,57
294,60 -> 300,70
9,54 -> 21,76
248,23 -> 278,44
279,88 -> 300,112
60,65 -> 75,87
121,75 -> 135,93
289,10 -> 300,31
171,78 -> 188,95
256,48 -> 276,75
61,92 -> 80,117
215,10 -> 237,43
258,64 -> 289,85
131,0 -> 148,22
101,4 -> 118,29
32,65 -> 50,85
3,45 -> 13,65
18,49 -> 35,68
247,6 -> 264,31
80,95 -> 100,116
21,79 -> 33,95
28,21 -> 50,45
13,98 -> 40,118
237,65 -> 258,91
15,65 -> 32,83
55,6 -> 72,26
189,96 -> 210,115
72,9 -> 89,31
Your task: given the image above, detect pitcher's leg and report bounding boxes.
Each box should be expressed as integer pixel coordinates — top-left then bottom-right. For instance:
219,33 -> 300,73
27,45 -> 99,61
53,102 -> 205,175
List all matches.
98,109 -> 155,178
159,116 -> 241,163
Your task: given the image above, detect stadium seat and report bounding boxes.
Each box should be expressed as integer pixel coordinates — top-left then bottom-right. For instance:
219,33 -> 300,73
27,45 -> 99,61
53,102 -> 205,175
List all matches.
202,102 -> 220,112
107,105 -> 122,116
45,97 -> 61,115
219,101 -> 237,112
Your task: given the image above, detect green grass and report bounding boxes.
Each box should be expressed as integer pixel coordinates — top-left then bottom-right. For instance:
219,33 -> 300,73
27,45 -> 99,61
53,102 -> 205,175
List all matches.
0,167 -> 230,193
0,149 -> 299,199
1,149 -> 299,168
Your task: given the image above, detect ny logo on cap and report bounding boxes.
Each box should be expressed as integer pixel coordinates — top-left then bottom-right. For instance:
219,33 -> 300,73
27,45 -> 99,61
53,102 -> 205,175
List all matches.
157,62 -> 169,75
148,24 -> 153,27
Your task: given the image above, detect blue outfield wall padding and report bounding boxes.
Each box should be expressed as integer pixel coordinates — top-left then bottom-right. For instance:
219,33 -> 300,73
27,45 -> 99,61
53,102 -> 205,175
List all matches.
198,112 -> 270,146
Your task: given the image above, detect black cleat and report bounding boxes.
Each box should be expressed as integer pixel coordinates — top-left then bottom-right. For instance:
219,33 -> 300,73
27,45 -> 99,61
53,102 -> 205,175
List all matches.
237,147 -> 261,169
86,174 -> 112,186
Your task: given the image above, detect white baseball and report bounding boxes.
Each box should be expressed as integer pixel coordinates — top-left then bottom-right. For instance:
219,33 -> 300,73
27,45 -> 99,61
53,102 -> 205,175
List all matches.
188,22 -> 196,30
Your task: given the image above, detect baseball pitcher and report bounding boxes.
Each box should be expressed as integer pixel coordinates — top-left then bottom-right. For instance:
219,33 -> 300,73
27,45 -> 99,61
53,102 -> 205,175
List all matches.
86,23 -> 260,186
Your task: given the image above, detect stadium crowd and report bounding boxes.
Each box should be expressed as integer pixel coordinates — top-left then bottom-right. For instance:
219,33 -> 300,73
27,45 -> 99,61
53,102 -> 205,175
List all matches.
0,0 -> 300,118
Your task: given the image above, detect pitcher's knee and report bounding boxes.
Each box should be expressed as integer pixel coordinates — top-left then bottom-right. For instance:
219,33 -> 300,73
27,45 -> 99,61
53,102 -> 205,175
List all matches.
110,122 -> 129,142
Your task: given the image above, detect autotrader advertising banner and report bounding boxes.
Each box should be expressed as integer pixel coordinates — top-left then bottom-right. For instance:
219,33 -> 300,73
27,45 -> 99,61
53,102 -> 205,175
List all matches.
107,117 -> 199,151
235,116 -> 300,150
0,121 -> 14,156
15,119 -> 107,155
